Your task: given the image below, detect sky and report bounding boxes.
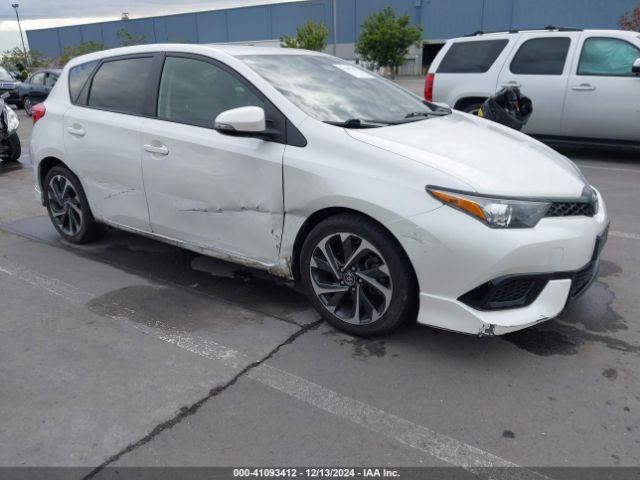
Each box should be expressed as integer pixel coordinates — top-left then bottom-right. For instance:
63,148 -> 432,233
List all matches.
0,0 -> 299,51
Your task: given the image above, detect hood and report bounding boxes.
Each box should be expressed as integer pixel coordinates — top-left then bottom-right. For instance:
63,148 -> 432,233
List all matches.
346,112 -> 587,198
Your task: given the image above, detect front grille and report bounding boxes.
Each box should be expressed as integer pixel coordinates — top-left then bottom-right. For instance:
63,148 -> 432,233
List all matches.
545,202 -> 594,218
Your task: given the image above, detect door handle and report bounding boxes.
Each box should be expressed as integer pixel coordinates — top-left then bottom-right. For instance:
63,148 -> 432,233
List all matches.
144,143 -> 169,156
572,84 -> 596,91
66,125 -> 85,137
501,81 -> 522,88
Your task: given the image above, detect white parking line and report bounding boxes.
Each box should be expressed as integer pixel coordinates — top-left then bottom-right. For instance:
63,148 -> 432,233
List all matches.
0,255 -> 549,478
576,164 -> 640,174
249,365 -> 549,479
610,231 -> 640,241
0,257 -> 93,304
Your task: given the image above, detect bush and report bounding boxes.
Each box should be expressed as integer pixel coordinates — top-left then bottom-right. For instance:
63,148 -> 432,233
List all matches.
0,47 -> 46,71
620,5 -> 640,31
280,20 -> 329,51
355,6 -> 422,77
59,41 -> 106,66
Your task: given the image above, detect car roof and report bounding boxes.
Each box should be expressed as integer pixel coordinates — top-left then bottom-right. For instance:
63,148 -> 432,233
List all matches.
65,43 -> 326,69
458,28 -> 639,40
205,44 -> 325,56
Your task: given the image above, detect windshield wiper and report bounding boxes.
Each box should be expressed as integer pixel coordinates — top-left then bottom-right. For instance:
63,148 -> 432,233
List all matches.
404,110 -> 451,119
324,118 -> 389,129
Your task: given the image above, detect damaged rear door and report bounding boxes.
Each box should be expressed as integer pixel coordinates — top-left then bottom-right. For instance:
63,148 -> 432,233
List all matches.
140,54 -> 285,265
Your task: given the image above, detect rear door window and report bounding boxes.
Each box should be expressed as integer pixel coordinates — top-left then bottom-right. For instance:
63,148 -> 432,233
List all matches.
88,57 -> 153,115
510,38 -> 571,75
45,74 -> 58,88
437,40 -> 509,73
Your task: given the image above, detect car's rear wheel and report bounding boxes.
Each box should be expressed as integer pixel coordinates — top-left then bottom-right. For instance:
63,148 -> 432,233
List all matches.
300,214 -> 417,336
23,97 -> 33,117
464,102 -> 484,116
44,165 -> 104,244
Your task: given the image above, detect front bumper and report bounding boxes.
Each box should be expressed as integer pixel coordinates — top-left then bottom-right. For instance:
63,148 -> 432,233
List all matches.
389,189 -> 609,336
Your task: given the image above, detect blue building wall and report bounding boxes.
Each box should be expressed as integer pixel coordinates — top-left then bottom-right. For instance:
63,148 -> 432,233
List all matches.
26,0 -> 640,58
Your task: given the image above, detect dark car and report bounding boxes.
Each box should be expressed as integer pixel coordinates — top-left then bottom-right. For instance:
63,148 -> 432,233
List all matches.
0,66 -> 21,107
19,69 -> 61,116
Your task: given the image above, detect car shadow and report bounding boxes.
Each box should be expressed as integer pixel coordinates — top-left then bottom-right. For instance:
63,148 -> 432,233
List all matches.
2,215 -> 634,359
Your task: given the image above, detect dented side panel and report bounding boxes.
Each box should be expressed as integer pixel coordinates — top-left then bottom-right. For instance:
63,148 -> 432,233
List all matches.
140,118 -> 286,265
63,105 -> 151,231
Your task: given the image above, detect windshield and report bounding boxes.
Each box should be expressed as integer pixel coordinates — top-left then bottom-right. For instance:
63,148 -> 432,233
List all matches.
0,67 -> 14,82
239,54 -> 449,126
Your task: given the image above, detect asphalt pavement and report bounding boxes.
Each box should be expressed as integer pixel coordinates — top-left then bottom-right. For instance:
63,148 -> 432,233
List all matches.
0,104 -> 638,479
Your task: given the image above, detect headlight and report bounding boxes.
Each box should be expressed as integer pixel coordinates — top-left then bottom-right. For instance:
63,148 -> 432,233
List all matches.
3,105 -> 19,133
427,186 -> 551,228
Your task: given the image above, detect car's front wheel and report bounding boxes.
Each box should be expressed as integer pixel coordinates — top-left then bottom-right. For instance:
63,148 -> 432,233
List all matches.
44,165 -> 105,244
300,214 -> 417,336
23,97 -> 33,117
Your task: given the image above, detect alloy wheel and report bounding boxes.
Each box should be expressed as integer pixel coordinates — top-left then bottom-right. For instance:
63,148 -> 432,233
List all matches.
47,174 -> 83,236
309,232 -> 393,325
24,97 -> 32,116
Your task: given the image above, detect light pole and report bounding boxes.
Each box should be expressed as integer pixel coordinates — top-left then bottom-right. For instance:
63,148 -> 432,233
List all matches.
332,0 -> 337,56
11,3 -> 29,67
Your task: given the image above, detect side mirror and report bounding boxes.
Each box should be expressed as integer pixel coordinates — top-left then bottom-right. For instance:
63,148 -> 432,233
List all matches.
633,58 -> 640,75
214,106 -> 266,135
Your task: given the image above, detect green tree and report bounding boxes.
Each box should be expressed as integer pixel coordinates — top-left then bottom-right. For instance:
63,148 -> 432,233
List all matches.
355,6 -> 422,77
620,5 -> 640,31
59,41 -> 105,66
117,28 -> 148,47
280,20 -> 329,51
0,47 -> 46,70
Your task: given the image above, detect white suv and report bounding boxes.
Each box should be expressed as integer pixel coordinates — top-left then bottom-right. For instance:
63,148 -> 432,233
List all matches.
31,44 -> 608,337
426,27 -> 640,147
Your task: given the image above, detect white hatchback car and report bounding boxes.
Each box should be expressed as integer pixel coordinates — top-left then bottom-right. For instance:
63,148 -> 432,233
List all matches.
427,27 -> 640,148
31,44 -> 609,337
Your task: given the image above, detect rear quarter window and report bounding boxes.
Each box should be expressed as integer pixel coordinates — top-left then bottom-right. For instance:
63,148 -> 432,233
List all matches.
437,40 -> 509,73
68,61 -> 99,103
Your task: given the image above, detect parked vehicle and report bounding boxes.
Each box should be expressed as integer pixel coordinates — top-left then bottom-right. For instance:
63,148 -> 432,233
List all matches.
31,44 -> 608,337
426,27 -> 640,148
0,92 -> 21,163
19,69 -> 61,116
0,66 -> 21,108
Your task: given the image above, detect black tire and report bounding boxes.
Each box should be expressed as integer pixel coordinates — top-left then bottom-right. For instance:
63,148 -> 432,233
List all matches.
463,102 -> 484,116
300,213 -> 417,337
0,132 -> 21,163
44,165 -> 105,244
23,97 -> 33,117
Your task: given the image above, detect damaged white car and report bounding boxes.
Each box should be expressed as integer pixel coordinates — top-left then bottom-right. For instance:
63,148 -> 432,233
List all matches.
31,44 -> 609,337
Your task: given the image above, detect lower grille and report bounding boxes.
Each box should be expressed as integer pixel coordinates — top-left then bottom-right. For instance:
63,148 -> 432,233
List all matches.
459,226 -> 607,312
569,262 -> 597,298
459,276 -> 548,311
459,262 -> 600,311
488,278 -> 537,308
